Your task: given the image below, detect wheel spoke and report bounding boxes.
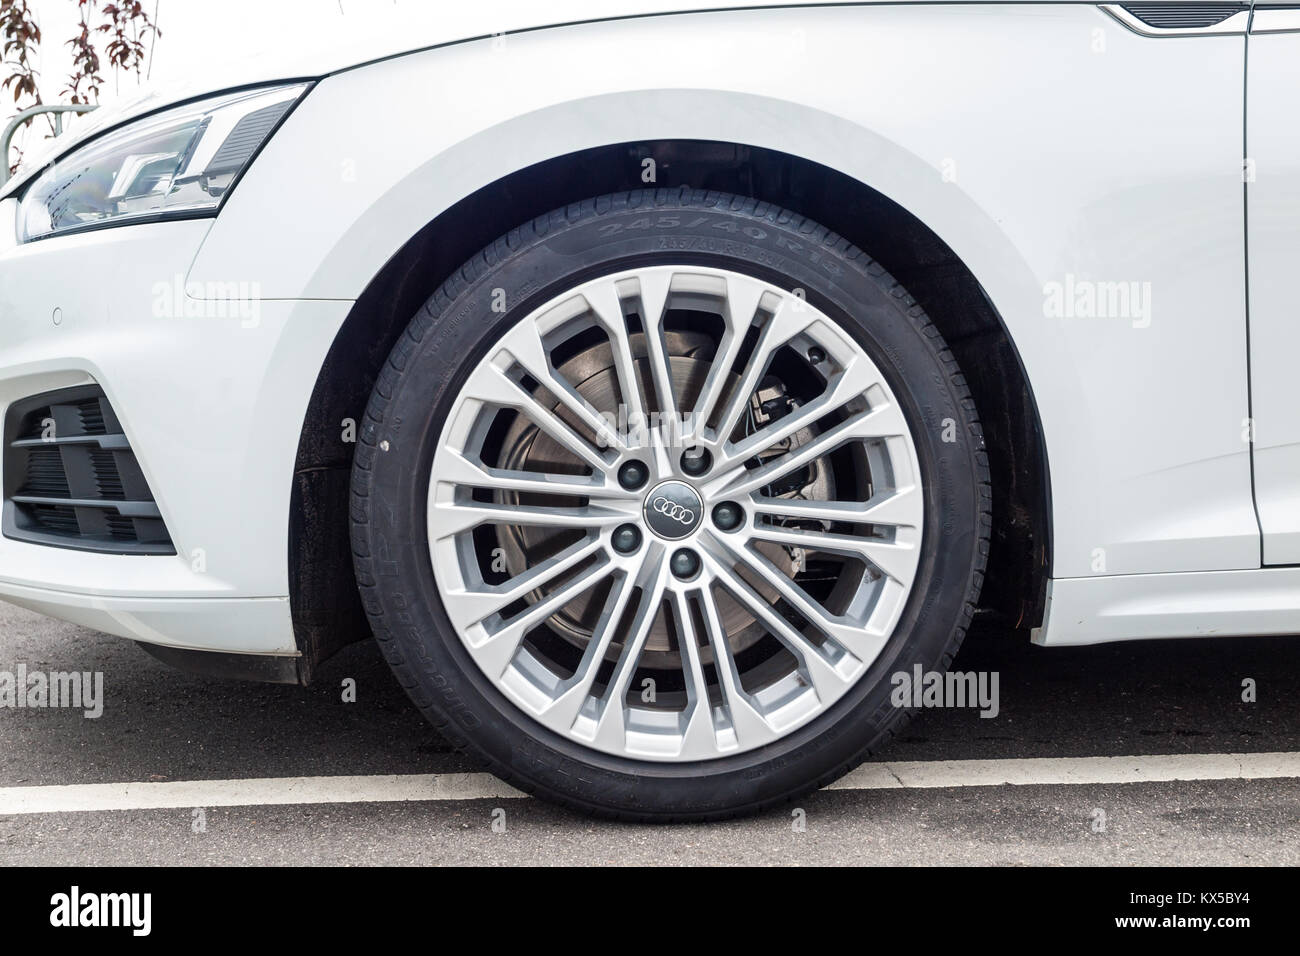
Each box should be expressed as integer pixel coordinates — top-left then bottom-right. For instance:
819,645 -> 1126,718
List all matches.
748,522 -> 918,587
636,270 -> 679,425
705,553 -> 853,703
583,284 -> 647,430
708,297 -> 816,444
718,359 -> 873,469
437,448 -> 629,500
710,399 -> 910,499
445,537 -> 607,630
749,485 -> 921,531
693,585 -> 774,748
714,535 -> 888,662
464,363 -> 613,474
431,498 -> 627,538
669,589 -> 711,710
591,551 -> 669,750
502,323 -> 631,452
685,273 -> 766,442
468,555 -> 611,679
668,589 -> 720,755
540,567 -> 639,729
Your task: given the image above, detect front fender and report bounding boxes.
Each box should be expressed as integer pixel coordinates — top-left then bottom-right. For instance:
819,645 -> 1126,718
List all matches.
190,2 -> 1256,580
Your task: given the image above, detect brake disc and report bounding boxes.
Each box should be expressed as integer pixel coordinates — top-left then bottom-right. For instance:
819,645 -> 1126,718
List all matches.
491,329 -> 832,668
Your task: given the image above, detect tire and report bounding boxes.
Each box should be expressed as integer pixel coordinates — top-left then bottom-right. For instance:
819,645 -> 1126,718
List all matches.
351,188 -> 990,821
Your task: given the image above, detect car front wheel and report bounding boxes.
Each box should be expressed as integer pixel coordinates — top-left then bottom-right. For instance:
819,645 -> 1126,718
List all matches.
351,188 -> 989,820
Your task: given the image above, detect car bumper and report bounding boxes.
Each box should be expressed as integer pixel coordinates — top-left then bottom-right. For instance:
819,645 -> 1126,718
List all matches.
0,210 -> 350,654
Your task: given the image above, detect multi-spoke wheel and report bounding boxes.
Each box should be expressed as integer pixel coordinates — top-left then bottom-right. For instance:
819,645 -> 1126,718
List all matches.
352,190 -> 989,819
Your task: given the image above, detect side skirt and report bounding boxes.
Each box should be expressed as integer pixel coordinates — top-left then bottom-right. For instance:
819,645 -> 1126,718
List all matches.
1034,568 -> 1300,646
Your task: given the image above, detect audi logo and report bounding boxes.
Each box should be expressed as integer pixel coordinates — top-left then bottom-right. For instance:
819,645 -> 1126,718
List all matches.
651,497 -> 696,524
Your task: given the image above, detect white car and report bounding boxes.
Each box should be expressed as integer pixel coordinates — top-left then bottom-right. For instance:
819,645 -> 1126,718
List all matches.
1,0 -> 1295,819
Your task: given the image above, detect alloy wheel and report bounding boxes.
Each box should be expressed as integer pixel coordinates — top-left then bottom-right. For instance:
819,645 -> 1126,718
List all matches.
426,265 -> 924,761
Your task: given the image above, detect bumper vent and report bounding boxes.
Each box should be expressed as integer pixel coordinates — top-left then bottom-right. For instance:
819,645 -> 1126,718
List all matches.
3,385 -> 174,554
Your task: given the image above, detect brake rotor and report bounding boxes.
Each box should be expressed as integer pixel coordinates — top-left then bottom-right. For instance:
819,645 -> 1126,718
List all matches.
491,329 -> 827,668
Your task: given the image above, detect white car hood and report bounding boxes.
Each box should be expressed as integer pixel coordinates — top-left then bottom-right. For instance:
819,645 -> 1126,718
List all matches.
4,0 -> 858,197
2,0 -> 1030,196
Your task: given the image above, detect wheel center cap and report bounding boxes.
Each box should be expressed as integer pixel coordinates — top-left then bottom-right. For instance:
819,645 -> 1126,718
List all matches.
643,480 -> 703,540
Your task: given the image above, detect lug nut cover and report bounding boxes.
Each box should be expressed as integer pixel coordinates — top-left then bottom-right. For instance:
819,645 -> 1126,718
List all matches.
618,460 -> 649,490
680,447 -> 712,476
712,501 -> 743,531
670,548 -> 701,579
612,524 -> 642,553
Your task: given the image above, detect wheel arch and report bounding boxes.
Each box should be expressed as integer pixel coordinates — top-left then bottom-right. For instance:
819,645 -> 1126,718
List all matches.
288,141 -> 1051,680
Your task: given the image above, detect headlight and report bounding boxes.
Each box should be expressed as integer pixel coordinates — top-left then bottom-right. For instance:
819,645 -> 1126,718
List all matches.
17,83 -> 308,242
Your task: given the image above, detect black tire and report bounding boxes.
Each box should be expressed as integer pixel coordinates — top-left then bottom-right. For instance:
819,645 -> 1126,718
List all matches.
350,188 -> 990,821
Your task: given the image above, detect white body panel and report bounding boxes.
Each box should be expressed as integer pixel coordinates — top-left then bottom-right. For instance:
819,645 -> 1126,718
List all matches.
0,2 -> 1289,654
195,4 -> 1257,582
1246,28 -> 1300,566
1035,568 -> 1300,646
0,220 -> 346,653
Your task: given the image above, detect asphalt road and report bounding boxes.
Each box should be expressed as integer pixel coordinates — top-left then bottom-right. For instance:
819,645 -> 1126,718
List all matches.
0,601 -> 1297,865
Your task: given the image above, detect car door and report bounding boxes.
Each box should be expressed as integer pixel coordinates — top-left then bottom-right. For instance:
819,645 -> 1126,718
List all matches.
1247,5 -> 1300,564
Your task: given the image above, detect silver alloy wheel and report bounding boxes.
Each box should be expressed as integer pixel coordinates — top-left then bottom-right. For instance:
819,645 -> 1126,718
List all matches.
427,265 -> 924,762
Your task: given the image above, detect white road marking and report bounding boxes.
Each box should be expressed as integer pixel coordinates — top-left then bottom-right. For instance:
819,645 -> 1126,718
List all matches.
0,752 -> 1296,816
828,752 -> 1300,790
0,772 -> 524,815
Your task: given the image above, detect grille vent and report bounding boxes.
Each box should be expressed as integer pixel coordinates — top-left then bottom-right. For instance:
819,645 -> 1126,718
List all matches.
1121,4 -> 1246,29
3,386 -> 174,554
